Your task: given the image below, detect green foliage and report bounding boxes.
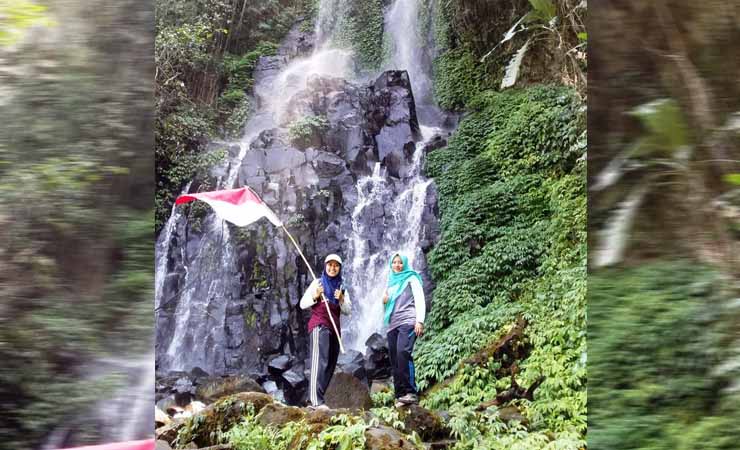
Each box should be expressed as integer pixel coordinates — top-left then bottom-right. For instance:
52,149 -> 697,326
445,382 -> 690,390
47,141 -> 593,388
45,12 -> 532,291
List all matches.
370,386 -> 395,408
223,409 -> 309,450
288,115 -> 330,149
155,146 -> 225,230
724,173 -> 740,185
0,1 -> 153,446
223,42 -> 279,91
589,262 -> 740,450
416,302 -> 521,390
306,414 -> 369,450
155,0 -> 309,232
432,47 -> 489,111
627,98 -> 691,158
419,85 -> 586,447
525,0 -> 557,24
101,209 -> 155,352
330,0 -> 384,71
369,406 -> 405,431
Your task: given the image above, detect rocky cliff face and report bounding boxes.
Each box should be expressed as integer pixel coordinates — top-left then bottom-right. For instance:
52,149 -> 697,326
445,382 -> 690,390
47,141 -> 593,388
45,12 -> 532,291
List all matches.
155,34 -> 442,402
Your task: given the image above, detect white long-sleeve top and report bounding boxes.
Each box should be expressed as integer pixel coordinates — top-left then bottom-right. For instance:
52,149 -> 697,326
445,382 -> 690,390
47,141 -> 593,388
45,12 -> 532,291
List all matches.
300,278 -> 352,316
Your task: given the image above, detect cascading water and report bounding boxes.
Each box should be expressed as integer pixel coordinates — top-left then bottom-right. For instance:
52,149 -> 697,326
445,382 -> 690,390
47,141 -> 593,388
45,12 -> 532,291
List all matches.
344,125 -> 438,350
341,0 -> 448,348
384,0 -> 431,102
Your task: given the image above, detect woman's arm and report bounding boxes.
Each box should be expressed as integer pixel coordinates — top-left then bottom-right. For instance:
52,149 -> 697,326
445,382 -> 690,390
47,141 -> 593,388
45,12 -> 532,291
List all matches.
299,279 -> 320,310
410,277 -> 426,324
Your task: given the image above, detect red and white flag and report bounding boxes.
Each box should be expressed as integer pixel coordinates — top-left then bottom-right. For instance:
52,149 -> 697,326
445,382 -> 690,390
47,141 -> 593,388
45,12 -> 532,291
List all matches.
175,186 -> 282,227
62,439 -> 154,450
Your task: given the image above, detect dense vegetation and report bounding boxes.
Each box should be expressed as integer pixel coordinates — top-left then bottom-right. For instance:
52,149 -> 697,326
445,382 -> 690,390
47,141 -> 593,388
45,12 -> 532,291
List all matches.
0,0 -> 153,447
589,263 -> 740,450
419,86 -> 586,448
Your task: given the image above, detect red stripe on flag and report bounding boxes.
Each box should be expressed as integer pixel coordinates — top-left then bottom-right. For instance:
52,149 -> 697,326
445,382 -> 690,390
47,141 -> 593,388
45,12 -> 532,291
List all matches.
175,186 -> 263,206
174,186 -> 282,227
61,438 -> 154,450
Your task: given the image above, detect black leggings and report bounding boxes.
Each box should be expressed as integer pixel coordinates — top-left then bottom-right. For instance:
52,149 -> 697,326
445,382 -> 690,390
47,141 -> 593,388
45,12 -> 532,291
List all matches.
387,324 -> 417,398
308,325 -> 340,406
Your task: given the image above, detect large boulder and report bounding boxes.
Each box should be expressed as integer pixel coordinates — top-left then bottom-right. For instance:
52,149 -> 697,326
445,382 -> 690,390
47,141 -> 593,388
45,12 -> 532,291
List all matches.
365,333 -> 391,380
281,368 -> 308,405
398,404 -> 451,441
324,372 -> 372,410
336,349 -> 368,386
268,355 -> 293,374
255,403 -> 307,427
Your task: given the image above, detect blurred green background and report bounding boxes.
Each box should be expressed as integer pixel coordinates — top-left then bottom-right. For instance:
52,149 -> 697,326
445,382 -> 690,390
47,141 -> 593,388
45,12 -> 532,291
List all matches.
0,0 -> 154,447
588,1 -> 740,449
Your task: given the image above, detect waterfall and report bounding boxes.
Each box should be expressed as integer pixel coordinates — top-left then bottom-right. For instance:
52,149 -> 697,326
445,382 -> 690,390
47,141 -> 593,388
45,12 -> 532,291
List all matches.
315,0 -> 350,48
384,0 -> 431,102
345,126 -> 438,350
342,0 -> 445,348
155,181 -> 191,311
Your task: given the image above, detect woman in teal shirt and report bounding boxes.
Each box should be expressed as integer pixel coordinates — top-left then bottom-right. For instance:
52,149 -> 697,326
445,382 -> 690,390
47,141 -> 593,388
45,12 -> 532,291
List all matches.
382,252 -> 426,407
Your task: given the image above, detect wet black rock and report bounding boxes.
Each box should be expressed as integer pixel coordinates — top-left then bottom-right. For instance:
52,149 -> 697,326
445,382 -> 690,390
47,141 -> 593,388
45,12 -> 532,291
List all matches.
281,368 -> 308,405
364,333 -> 391,380
190,367 -> 209,378
268,355 -> 293,374
336,349 -> 368,386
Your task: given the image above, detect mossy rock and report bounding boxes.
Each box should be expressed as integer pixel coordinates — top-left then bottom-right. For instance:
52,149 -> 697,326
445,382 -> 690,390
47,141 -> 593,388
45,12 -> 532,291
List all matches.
195,374 -> 265,404
175,392 -> 273,447
364,425 -> 415,450
324,372 -> 373,410
398,404 -> 450,441
155,418 -> 187,445
255,403 -> 307,427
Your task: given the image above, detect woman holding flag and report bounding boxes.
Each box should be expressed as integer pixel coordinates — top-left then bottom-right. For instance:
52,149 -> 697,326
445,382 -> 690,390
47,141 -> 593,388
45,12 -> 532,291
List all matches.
382,252 -> 426,407
300,254 -> 351,410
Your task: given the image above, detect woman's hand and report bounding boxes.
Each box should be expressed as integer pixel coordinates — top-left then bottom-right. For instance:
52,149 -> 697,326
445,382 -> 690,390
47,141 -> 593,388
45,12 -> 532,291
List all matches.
382,290 -> 389,304
414,322 -> 424,337
335,289 -> 344,304
314,284 -> 324,301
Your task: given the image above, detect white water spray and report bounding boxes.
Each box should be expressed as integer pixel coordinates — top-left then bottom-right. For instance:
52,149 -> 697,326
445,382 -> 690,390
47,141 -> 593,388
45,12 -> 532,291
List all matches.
345,126 -> 438,350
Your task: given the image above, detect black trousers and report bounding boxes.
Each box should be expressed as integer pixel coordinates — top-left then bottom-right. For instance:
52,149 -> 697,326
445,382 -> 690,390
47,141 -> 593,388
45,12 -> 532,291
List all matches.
309,325 -> 340,406
387,324 -> 417,398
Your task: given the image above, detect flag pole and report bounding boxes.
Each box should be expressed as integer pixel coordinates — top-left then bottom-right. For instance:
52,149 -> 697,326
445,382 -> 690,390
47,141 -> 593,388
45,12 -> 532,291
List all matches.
280,224 -> 346,354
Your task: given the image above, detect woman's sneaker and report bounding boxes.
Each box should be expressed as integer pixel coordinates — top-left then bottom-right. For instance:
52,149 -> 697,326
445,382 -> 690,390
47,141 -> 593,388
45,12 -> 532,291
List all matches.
398,393 -> 418,405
